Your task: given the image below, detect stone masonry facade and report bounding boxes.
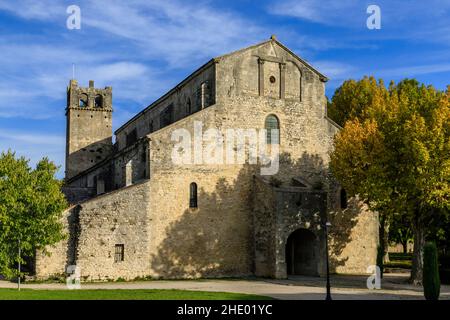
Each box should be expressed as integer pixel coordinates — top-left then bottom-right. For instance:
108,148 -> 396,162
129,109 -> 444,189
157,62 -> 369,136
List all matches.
35,36 -> 379,281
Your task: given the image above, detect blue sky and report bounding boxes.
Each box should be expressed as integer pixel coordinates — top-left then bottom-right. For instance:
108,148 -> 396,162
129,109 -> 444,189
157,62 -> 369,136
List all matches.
0,0 -> 449,178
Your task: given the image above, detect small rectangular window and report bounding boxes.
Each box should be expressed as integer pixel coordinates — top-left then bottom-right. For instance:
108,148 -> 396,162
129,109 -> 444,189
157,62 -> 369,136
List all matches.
114,244 -> 124,262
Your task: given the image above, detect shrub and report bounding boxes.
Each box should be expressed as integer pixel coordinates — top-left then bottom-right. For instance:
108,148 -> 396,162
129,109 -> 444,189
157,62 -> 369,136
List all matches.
423,242 -> 440,300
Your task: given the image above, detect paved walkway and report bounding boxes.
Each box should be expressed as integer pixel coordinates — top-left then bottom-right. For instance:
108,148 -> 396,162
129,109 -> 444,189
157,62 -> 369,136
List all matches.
1,273 -> 449,300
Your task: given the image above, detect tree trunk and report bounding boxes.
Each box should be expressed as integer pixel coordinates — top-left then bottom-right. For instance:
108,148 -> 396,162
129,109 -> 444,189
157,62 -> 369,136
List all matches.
402,242 -> 407,254
411,222 -> 425,285
383,221 -> 390,263
379,215 -> 390,263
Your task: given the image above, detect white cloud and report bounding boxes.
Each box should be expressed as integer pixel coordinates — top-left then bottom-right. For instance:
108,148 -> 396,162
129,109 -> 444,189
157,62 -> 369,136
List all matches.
0,129 -> 64,146
2,1 -> 447,121
0,0 -> 266,68
269,0 -> 363,26
0,129 -> 65,177
0,39 -> 171,118
269,0 -> 450,46
0,0 -> 270,120
323,61 -> 450,95
0,42 -> 106,117
0,0 -> 65,21
80,0 -> 265,67
90,62 -> 147,81
375,63 -> 450,78
311,61 -> 356,80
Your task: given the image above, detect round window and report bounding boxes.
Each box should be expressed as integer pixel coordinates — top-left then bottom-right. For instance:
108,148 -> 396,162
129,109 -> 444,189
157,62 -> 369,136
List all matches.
269,76 -> 276,83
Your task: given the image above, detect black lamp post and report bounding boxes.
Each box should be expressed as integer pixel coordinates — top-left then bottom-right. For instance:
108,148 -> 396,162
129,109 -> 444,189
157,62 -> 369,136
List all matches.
323,221 -> 332,301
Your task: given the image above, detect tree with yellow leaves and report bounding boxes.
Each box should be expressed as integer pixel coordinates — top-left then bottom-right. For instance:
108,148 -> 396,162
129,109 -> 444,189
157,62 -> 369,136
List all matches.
330,78 -> 449,284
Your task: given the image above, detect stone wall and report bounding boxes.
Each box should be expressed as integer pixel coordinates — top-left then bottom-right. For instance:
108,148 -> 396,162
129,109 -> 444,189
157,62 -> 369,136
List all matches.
389,243 -> 413,253
253,175 -> 328,279
35,205 -> 80,278
61,186 -> 95,204
75,180 -> 151,281
38,37 -> 379,281
115,63 -> 216,152
147,107 -> 256,278
112,138 -> 150,189
328,194 -> 379,274
252,176 -> 277,277
64,137 -> 149,201
272,187 -> 327,278
36,180 -> 151,281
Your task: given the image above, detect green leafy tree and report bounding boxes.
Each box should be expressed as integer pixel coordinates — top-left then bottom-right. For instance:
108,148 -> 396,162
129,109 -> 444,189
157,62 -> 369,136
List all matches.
0,151 -> 67,278
389,214 -> 413,253
330,79 -> 450,284
389,80 -> 449,283
431,216 -> 450,257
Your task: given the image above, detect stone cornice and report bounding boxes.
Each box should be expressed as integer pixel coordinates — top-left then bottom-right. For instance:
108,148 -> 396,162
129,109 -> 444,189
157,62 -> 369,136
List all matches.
67,106 -> 113,112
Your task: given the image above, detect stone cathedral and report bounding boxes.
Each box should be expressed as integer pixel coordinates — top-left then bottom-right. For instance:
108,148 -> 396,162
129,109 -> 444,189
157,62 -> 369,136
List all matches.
35,36 -> 378,281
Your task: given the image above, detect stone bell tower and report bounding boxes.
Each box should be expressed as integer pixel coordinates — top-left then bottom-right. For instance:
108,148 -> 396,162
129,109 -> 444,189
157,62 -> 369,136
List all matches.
65,80 -> 113,180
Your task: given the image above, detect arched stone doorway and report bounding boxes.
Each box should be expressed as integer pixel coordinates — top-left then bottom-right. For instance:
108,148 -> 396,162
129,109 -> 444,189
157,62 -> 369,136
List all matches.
286,228 -> 319,276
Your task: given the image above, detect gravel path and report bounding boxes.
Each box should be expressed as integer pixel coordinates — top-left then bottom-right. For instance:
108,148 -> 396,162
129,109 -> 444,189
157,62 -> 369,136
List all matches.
1,273 -> 449,300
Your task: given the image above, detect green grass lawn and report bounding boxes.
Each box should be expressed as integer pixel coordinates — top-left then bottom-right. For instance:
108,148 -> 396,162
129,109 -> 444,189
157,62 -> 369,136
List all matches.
389,253 -> 413,261
0,288 -> 272,300
385,253 -> 413,269
384,260 -> 412,269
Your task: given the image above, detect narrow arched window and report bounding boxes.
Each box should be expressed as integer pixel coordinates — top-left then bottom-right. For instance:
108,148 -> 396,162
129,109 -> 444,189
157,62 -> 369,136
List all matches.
186,98 -> 191,115
79,94 -> 88,108
189,182 -> 198,208
201,81 -> 210,108
340,188 -> 348,209
196,81 -> 210,111
265,115 -> 280,144
94,95 -> 103,108
148,120 -> 154,133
